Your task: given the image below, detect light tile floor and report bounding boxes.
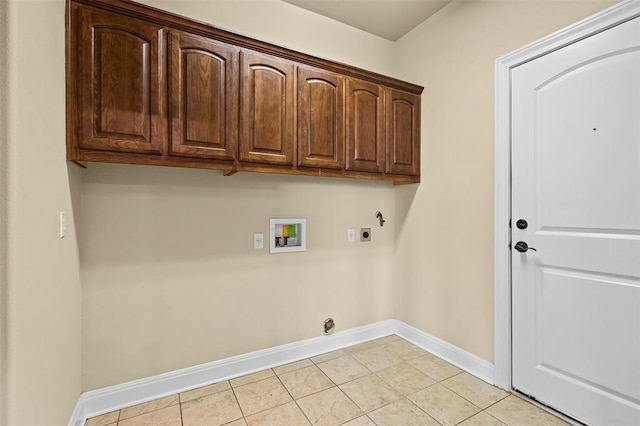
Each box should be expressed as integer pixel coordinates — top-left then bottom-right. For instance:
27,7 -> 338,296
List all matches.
85,335 -> 570,426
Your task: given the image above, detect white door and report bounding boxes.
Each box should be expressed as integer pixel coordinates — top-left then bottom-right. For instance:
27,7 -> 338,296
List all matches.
512,16 -> 640,426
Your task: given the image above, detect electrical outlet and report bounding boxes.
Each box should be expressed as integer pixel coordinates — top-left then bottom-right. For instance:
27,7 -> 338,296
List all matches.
253,232 -> 264,249
360,228 -> 371,242
347,228 -> 355,242
59,211 -> 67,239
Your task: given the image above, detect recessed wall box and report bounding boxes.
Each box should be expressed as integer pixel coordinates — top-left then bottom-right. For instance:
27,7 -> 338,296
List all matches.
270,218 -> 307,253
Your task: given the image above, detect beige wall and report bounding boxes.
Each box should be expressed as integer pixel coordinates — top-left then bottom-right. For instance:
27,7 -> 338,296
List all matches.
0,1 -> 9,423
394,0 -> 616,362
144,0 -> 397,75
3,0 -> 83,424
80,0 -> 398,391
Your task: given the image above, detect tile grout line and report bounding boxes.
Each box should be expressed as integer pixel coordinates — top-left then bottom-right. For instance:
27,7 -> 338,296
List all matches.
228,378 -> 248,423
274,365 -> 316,426
295,355 -> 362,425
273,367 -> 309,424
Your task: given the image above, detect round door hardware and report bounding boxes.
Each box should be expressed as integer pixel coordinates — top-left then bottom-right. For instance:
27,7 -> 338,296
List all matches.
514,241 -> 537,253
516,219 -> 528,230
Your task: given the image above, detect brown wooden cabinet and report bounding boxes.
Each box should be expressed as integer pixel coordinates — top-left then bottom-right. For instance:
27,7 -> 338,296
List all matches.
239,51 -> 295,166
169,31 -> 238,161
346,79 -> 385,173
67,0 -> 423,184
74,5 -> 165,155
297,66 -> 344,170
385,89 -> 420,176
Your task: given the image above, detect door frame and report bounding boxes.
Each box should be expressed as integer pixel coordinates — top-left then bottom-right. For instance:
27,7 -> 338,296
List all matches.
493,0 -> 640,391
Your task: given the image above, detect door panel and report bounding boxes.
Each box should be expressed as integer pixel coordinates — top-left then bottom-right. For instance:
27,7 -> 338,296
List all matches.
297,66 -> 344,169
535,52 -> 640,232
77,7 -> 164,155
385,89 -> 420,176
239,51 -> 294,165
346,78 -> 384,173
537,268 -> 639,401
512,16 -> 640,426
169,31 -> 238,160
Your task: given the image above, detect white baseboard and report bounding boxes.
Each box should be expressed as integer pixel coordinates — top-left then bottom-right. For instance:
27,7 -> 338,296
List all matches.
394,321 -> 495,384
69,319 -> 494,426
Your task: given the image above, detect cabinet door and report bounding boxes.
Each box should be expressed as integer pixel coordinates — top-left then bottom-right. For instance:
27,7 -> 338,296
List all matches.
169,31 -> 238,160
297,66 -> 344,169
76,6 -> 164,155
346,79 -> 384,173
239,51 -> 295,165
385,89 -> 420,176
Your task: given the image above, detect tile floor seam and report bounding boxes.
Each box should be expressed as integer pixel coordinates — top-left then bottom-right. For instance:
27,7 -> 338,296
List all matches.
438,380 -> 491,410
292,397 -> 314,425
336,386 -> 366,420
479,409 -> 505,425
337,383 -> 367,415
231,368 -> 276,388
481,392 -> 513,411
271,372 -> 308,422
282,363 -> 341,404
248,400 -> 299,423
453,408 -> 482,425
409,397 -> 443,426
229,382 -> 247,420
294,385 -> 337,402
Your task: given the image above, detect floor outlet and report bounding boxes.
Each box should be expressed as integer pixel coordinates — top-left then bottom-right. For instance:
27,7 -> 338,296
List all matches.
253,232 -> 264,249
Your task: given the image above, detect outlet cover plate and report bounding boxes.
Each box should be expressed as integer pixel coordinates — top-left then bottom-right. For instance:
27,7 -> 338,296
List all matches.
360,228 -> 371,242
253,232 -> 264,249
347,228 -> 355,243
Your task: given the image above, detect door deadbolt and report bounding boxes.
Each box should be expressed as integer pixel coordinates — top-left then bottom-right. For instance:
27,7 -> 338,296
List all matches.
516,219 -> 528,229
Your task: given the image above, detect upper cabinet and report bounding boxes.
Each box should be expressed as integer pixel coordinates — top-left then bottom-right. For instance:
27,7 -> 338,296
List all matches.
67,0 -> 423,184
239,51 -> 295,166
169,31 -> 238,161
74,6 -> 165,155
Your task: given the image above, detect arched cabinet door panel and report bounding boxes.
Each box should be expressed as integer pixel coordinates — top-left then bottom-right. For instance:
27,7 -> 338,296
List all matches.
346,78 -> 384,173
169,31 -> 238,161
239,50 -> 295,165
385,89 -> 420,176
76,6 -> 165,155
297,66 -> 344,169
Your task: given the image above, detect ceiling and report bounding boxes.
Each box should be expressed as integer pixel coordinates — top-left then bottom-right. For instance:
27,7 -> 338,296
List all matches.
282,0 -> 453,41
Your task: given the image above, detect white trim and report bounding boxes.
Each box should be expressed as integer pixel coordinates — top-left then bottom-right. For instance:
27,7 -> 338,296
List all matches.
493,0 -> 640,393
395,321 -> 494,385
69,319 -> 494,425
494,54 -> 513,391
